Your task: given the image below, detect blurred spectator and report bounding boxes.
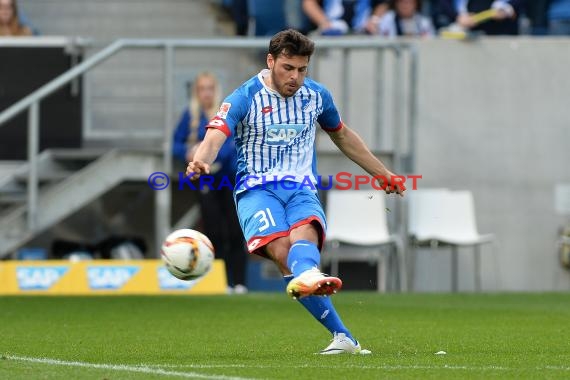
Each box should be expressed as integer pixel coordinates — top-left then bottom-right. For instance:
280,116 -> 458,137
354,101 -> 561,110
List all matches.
230,0 -> 249,36
374,0 -> 435,37
302,0 -> 386,35
249,0 -> 287,36
225,0 -> 289,37
548,0 -> 570,35
523,0 -> 549,35
0,0 -> 32,36
437,0 -> 523,35
363,0 -> 390,34
172,72 -> 248,293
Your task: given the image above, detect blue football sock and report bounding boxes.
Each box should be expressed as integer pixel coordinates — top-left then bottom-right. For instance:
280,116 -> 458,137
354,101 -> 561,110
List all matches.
286,240 -> 320,277
283,275 -> 355,344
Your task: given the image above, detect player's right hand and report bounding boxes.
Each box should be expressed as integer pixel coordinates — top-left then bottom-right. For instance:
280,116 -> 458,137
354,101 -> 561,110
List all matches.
186,160 -> 210,180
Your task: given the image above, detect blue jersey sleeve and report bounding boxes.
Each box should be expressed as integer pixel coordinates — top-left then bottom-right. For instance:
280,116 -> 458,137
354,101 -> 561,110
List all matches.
317,87 -> 343,132
207,90 -> 249,137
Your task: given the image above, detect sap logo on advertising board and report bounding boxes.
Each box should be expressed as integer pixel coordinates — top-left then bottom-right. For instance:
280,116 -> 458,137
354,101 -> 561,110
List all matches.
87,266 -> 139,290
157,267 -> 196,290
16,267 -> 69,290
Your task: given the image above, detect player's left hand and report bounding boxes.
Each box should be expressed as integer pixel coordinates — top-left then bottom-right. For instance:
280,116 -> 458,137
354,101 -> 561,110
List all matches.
377,173 -> 406,197
386,182 -> 406,197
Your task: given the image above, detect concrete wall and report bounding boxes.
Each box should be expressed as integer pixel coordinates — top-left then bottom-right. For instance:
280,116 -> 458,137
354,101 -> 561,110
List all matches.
412,38 -> 570,291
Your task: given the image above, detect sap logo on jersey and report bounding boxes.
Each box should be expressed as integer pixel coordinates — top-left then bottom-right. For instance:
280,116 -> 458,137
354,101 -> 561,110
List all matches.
16,267 -> 69,290
87,266 -> 139,290
266,124 -> 305,146
157,267 -> 196,290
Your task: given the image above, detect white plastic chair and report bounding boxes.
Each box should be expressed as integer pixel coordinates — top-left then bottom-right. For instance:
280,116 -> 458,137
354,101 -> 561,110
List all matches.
408,189 -> 494,292
408,188 -> 450,242
324,190 -> 406,292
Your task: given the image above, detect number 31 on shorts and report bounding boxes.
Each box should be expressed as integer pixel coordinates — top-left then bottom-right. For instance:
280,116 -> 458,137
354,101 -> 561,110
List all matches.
254,208 -> 276,232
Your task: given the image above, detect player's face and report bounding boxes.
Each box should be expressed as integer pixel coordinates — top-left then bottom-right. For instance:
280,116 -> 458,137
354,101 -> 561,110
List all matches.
195,76 -> 216,109
267,53 -> 309,97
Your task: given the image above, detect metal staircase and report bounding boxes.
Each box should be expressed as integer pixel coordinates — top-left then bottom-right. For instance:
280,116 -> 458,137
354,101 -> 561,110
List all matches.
0,148 -> 162,258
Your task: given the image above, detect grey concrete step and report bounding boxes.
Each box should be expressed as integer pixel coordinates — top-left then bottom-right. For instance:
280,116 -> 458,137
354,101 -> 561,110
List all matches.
49,148 -> 111,161
19,0 -> 218,38
0,192 -> 26,205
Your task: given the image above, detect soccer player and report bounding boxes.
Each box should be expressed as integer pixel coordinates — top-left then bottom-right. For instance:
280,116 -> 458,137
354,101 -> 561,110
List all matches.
187,29 -> 405,354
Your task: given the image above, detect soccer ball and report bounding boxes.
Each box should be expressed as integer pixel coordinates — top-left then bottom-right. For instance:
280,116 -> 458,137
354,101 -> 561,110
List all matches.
160,229 -> 215,280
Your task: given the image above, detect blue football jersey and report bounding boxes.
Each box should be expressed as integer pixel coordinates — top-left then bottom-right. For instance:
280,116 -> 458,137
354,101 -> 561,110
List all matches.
207,69 -> 343,193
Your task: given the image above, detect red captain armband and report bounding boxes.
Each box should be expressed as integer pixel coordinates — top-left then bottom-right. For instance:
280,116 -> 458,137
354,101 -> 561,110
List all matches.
206,116 -> 231,137
322,121 -> 344,132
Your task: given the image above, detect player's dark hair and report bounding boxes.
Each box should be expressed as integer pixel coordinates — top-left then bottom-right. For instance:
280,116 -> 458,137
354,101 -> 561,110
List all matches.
268,29 -> 315,60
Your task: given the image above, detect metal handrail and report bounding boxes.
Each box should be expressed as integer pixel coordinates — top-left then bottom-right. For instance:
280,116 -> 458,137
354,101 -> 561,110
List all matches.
0,37 -> 413,127
0,37 -> 418,248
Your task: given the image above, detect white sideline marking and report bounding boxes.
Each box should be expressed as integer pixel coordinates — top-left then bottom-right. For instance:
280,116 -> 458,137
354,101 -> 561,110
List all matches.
151,363 -> 509,371
7,355 -> 570,375
545,366 -> 570,371
149,363 -> 570,372
4,355 -> 255,380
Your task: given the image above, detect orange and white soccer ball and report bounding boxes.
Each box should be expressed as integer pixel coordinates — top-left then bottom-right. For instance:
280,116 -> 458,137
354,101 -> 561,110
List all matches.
160,229 -> 215,280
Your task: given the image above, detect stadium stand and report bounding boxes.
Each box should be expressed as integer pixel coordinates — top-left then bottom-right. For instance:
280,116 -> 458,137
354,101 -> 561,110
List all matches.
18,0 -> 218,39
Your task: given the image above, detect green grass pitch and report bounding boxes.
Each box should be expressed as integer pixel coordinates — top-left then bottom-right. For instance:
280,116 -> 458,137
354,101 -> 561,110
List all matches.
1,292 -> 570,379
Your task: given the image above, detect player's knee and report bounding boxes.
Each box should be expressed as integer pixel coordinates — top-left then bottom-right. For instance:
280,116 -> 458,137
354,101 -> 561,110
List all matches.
266,237 -> 291,275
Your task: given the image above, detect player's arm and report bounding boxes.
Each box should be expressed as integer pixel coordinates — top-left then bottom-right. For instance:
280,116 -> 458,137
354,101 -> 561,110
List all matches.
327,124 -> 405,196
186,127 -> 227,178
